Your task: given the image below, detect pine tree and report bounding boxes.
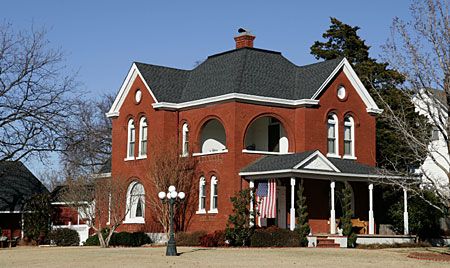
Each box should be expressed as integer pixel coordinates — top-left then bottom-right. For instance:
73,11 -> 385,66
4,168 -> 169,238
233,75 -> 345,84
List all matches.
310,17 -> 429,171
295,179 -> 310,247
340,182 -> 357,248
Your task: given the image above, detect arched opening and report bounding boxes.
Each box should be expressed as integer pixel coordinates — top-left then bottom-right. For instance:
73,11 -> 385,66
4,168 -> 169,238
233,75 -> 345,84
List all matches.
125,181 -> 145,223
199,119 -> 227,154
244,116 -> 289,153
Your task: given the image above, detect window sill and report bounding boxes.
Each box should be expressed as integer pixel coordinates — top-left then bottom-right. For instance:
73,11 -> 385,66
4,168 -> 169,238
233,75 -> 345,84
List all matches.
123,217 -> 145,224
342,155 -> 357,160
208,209 -> 218,214
196,210 -> 207,214
326,153 -> 340,158
192,149 -> 228,157
124,157 -> 135,161
136,155 -> 147,160
242,149 -> 292,155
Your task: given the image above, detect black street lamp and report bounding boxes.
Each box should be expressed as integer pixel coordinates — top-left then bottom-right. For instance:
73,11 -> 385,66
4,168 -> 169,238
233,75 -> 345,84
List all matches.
158,185 -> 185,256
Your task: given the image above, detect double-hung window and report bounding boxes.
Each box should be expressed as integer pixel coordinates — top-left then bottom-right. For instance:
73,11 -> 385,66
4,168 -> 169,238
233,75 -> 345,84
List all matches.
327,114 -> 338,156
138,117 -> 147,157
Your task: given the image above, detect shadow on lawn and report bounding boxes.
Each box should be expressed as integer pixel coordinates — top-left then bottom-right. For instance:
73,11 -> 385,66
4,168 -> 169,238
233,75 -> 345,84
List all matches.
178,248 -> 215,256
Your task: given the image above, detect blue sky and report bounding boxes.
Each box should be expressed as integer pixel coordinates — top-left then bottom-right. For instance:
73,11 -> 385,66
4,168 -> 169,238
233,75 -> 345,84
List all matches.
3,0 -> 412,175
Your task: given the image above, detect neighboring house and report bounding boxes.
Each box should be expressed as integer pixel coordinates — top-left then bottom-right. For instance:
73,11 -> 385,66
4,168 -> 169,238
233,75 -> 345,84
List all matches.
51,185 -> 94,245
0,161 -> 48,239
106,30 -> 403,241
413,89 -> 450,197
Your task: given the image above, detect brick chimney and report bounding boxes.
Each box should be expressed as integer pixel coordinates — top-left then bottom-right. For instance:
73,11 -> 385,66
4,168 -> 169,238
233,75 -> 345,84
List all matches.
234,28 -> 255,49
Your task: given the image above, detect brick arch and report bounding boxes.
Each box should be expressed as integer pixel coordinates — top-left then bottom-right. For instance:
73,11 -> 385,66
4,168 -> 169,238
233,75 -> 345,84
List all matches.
342,111 -> 360,127
241,112 -> 294,152
323,109 -> 340,123
194,115 -> 228,153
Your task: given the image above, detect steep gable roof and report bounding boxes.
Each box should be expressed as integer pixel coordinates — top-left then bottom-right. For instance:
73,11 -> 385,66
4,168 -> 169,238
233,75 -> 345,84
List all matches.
107,47 -> 381,116
0,161 -> 48,212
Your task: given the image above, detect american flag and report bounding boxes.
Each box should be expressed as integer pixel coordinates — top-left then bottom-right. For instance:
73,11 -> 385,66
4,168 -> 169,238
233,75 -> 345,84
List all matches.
256,179 -> 277,218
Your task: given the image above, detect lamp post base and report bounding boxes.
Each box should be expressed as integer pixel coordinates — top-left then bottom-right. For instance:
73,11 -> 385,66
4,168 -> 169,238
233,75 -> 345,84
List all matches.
166,240 -> 177,256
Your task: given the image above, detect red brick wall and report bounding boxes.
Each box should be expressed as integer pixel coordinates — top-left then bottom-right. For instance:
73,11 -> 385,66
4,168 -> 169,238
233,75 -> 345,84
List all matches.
110,69 -> 376,233
0,213 -> 21,238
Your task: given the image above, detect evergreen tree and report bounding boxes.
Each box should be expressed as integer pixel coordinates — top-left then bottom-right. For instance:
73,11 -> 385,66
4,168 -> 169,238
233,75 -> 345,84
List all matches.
310,17 -> 429,171
295,179 -> 310,247
225,189 -> 255,246
340,182 -> 356,248
23,193 -> 53,245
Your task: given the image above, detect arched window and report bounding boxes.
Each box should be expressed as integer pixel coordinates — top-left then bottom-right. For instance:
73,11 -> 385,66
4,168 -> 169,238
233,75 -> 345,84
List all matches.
209,176 -> 218,213
125,181 -> 145,223
327,114 -> 339,156
127,119 -> 135,159
181,123 -> 189,157
138,117 -> 147,157
244,116 -> 289,154
197,177 -> 206,213
344,116 -> 355,157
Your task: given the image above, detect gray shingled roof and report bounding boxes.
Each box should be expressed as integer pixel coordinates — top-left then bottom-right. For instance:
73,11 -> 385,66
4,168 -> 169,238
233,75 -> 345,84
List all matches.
241,151 -> 378,175
0,161 -> 49,212
136,48 -> 342,103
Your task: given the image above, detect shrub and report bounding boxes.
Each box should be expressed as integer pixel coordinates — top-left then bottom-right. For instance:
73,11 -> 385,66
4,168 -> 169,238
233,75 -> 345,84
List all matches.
250,226 -> 300,247
176,231 -> 206,246
50,228 -> 80,246
225,189 -> 255,246
199,230 -> 226,247
84,232 -> 151,247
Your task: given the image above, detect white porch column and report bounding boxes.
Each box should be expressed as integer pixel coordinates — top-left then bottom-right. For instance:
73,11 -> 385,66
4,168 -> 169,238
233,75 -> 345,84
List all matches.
330,180 -> 336,234
290,178 -> 296,231
368,183 -> 374,234
21,213 -> 24,239
403,188 -> 409,235
249,180 -> 255,227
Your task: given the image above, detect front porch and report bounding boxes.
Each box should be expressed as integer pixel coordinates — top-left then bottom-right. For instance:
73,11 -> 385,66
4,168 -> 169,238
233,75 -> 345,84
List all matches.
239,150 -> 412,245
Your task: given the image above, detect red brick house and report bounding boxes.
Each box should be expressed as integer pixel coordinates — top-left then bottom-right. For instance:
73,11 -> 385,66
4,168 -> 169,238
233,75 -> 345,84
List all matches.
106,30 -> 393,239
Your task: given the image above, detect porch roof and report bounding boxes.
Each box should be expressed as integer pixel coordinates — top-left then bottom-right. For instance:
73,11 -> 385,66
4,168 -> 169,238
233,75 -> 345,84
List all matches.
239,150 -> 386,181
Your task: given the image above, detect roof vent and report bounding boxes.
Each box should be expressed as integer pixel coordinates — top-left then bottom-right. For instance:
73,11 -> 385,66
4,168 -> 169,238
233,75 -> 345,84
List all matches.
234,28 -> 255,49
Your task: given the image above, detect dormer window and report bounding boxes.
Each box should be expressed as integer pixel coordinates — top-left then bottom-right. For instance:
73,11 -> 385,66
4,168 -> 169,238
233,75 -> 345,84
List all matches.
344,116 -> 355,158
127,119 -> 135,159
181,123 -> 189,157
138,117 -> 147,158
327,114 -> 339,157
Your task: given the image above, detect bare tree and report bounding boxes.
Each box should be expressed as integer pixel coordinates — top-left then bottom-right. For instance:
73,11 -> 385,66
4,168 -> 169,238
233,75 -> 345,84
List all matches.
147,145 -> 198,234
60,94 -> 113,176
377,0 -> 449,211
62,175 -> 130,248
0,23 -> 77,162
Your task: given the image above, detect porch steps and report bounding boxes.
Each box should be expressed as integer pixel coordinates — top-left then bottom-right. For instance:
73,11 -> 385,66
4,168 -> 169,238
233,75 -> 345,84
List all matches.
316,237 -> 340,248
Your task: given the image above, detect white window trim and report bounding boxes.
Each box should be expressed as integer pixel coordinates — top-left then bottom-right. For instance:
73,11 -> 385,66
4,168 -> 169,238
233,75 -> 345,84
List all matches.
124,181 -> 145,224
343,116 -> 356,158
136,155 -> 147,160
208,176 -> 218,213
138,117 -> 147,158
327,114 -> 339,156
181,123 -> 189,157
197,177 -> 206,213
127,119 -> 135,159
192,149 -> 228,157
242,149 -> 292,155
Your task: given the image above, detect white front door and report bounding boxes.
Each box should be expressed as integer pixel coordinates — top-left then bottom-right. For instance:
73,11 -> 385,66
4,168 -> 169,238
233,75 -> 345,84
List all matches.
277,186 -> 286,229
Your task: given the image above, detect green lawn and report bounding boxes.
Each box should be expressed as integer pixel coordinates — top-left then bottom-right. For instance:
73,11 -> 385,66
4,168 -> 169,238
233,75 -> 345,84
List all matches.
0,246 -> 448,267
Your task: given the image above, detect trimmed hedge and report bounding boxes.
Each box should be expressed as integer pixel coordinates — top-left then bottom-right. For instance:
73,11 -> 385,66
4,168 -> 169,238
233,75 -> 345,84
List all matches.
176,231 -> 206,246
199,230 -> 226,247
50,228 -> 80,246
84,231 -> 151,247
250,226 -> 300,247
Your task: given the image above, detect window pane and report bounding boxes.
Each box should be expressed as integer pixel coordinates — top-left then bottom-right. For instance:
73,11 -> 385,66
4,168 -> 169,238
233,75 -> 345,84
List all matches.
129,141 -> 135,156
201,197 -> 205,210
213,196 -> 218,209
141,140 -> 147,155
344,126 -> 351,140
328,124 -> 335,138
142,126 -> 147,140
328,139 -> 335,154
130,128 -> 135,142
135,198 -> 143,217
344,141 -> 351,155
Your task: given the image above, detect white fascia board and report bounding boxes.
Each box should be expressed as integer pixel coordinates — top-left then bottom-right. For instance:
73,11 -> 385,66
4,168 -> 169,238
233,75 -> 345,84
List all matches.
106,63 -> 159,118
152,93 -> 319,110
239,169 -> 399,180
293,150 -> 341,172
51,201 -> 90,205
0,211 -> 22,213
311,58 -> 382,115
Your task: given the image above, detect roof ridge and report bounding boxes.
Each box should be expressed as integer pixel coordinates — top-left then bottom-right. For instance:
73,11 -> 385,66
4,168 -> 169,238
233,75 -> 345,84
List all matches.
134,61 -> 189,72
208,47 -> 281,59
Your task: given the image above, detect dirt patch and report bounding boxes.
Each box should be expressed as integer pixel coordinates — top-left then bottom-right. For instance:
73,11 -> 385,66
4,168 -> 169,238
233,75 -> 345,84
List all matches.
408,252 -> 450,262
